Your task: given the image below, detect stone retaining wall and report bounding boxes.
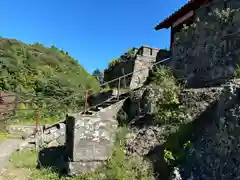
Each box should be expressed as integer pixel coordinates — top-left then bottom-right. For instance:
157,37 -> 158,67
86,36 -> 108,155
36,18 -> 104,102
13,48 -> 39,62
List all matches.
104,46 -> 170,89
171,0 -> 240,88
179,80 -> 240,179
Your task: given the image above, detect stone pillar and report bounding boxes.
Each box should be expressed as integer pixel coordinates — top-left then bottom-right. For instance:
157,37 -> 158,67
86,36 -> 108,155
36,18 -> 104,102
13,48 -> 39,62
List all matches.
65,115 -> 75,161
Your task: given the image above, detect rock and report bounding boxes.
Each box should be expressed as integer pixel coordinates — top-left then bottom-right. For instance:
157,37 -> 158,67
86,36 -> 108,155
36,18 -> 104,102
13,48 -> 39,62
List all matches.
48,140 -> 60,148
170,167 -> 182,180
125,125 -> 177,156
6,125 -> 37,137
141,84 -> 163,114
179,81 -> 240,179
56,135 -> 65,145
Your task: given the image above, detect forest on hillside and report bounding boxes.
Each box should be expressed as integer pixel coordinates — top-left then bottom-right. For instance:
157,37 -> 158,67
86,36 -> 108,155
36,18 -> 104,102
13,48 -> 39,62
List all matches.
0,38 -> 100,121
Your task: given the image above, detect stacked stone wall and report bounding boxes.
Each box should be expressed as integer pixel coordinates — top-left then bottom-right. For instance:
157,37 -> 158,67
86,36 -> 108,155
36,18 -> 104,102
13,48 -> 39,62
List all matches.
104,46 -> 170,89
171,0 -> 240,88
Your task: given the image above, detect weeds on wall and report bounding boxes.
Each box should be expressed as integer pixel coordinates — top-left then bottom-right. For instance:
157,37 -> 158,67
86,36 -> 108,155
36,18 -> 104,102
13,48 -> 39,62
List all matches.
148,67 -> 189,125
234,64 -> 240,78
174,6 -> 239,48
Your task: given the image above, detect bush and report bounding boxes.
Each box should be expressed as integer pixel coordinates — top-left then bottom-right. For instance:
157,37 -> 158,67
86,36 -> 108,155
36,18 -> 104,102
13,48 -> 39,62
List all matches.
0,37 -> 100,123
234,64 -> 240,78
116,108 -> 129,126
102,127 -> 155,180
148,67 -> 188,125
108,59 -> 120,69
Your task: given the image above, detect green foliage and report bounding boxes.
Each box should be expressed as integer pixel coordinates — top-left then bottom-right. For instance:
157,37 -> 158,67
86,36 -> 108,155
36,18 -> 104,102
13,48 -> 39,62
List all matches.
105,47 -> 136,72
163,140 -> 194,167
234,64 -> 240,78
120,47 -> 137,61
0,38 -> 100,122
100,127 -> 155,180
116,108 -> 128,126
108,59 -> 120,69
92,68 -> 104,84
148,67 -> 178,93
164,149 -> 175,165
148,67 -> 188,125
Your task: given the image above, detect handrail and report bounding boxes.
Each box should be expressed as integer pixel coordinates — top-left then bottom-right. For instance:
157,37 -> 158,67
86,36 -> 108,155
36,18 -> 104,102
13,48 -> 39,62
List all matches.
1,57 -> 171,130
99,57 -> 170,88
35,57 -> 171,112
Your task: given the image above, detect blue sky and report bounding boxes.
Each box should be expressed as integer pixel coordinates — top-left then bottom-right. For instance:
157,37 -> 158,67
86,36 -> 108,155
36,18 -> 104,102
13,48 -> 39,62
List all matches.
1,0 -> 187,73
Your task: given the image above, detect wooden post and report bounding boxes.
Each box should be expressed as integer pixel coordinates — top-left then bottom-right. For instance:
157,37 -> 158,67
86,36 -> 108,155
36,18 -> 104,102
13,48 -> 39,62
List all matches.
36,110 -> 40,134
121,68 -> 126,89
35,110 -> 40,149
13,94 -> 18,116
84,90 -> 88,114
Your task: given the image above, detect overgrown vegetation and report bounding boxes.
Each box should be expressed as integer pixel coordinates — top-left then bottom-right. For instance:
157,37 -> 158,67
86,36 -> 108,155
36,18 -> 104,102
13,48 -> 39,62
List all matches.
0,38 -> 100,123
147,67 -> 195,170
148,67 -> 188,125
104,47 -> 137,73
234,64 -> 240,78
92,68 -> 104,84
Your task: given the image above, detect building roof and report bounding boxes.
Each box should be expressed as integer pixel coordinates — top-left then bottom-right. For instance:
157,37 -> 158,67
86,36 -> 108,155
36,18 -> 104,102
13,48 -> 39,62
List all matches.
155,0 -> 211,30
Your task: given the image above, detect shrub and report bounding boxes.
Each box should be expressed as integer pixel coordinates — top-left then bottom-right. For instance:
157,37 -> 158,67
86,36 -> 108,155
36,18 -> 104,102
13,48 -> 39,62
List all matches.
147,67 -> 188,125
0,37 -> 100,123
163,140 -> 194,167
116,108 -> 128,126
108,59 -> 120,69
103,127 -> 155,180
234,64 -> 240,78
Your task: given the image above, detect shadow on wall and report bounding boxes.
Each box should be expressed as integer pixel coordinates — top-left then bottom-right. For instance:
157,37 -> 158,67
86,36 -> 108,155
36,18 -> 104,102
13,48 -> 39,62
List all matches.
145,98 -> 219,180
187,74 -> 235,89
156,49 -> 170,64
87,89 -> 114,107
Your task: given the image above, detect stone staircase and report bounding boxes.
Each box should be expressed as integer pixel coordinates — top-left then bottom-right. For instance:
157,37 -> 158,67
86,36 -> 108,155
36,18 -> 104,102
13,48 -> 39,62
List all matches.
29,57 -> 170,175
35,90 -> 129,175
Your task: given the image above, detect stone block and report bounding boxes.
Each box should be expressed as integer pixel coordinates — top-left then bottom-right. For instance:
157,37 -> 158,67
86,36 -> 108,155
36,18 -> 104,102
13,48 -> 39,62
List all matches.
66,115 -> 75,161
68,161 -> 106,175
65,114 -> 118,175
6,125 -> 36,137
72,138 -> 112,162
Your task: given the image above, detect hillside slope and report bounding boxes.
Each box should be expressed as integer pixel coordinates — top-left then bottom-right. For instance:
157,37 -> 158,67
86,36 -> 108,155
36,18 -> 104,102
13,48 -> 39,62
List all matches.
0,38 -> 100,120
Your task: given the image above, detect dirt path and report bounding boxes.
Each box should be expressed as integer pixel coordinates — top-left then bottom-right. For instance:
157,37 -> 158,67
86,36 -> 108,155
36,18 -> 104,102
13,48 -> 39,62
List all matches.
0,139 -> 26,172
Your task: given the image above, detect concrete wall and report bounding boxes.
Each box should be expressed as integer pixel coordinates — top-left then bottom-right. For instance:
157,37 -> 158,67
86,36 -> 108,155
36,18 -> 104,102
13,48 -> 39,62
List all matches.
170,0 -> 240,88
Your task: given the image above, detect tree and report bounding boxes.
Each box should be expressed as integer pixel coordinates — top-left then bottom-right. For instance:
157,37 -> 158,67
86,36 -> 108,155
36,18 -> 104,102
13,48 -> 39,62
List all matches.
92,68 -> 104,84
